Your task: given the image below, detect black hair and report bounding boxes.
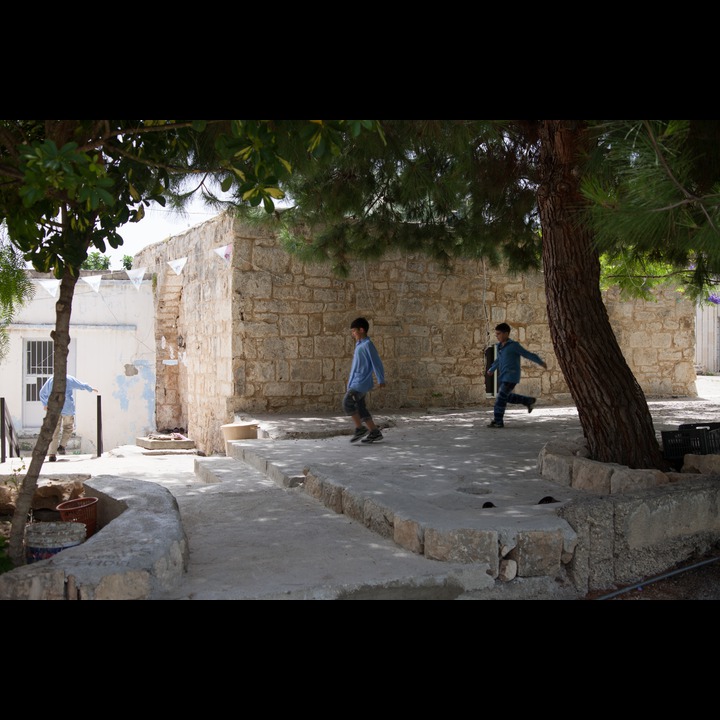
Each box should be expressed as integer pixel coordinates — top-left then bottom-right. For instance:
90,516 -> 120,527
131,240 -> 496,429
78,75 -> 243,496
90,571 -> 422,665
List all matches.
495,322 -> 511,333
350,317 -> 369,332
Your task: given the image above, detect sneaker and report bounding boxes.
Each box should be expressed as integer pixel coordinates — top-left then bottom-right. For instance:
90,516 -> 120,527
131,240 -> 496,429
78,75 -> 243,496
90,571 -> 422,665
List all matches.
350,427 -> 368,443
48,455 -> 57,462
487,421 -> 504,428
361,429 -> 383,443
527,398 -> 536,414
58,445 -> 66,455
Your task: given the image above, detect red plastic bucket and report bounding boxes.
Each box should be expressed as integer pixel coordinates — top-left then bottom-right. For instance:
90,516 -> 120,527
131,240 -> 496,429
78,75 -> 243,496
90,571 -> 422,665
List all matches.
56,496 -> 99,538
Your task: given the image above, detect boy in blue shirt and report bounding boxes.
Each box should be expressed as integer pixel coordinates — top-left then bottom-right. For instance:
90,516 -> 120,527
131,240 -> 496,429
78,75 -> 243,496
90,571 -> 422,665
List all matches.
344,317 -> 386,443
39,374 -> 98,461
486,322 -> 547,428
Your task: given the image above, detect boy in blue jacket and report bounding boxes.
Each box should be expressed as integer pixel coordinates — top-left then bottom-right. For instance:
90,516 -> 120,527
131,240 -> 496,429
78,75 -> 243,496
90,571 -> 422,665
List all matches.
486,322 -> 547,428
344,317 -> 386,443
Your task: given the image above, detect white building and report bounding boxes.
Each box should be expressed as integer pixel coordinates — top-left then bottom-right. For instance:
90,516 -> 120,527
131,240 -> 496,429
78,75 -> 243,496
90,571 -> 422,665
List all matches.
696,301 -> 720,374
1,270 -> 156,454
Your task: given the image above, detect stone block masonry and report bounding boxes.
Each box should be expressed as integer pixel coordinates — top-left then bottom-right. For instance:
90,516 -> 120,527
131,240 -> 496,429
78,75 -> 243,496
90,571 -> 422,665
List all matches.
135,213 -> 697,456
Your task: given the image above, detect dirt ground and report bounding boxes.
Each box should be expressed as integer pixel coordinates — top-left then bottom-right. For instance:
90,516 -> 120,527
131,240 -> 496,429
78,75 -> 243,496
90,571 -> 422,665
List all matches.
583,551 -> 720,600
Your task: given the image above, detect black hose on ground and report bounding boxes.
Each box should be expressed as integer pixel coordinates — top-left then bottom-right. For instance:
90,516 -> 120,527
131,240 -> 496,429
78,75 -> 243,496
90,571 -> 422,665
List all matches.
594,555 -> 720,600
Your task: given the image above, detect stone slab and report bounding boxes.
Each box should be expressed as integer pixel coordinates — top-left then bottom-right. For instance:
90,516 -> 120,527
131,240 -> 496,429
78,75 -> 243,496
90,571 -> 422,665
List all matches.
136,436 -> 196,450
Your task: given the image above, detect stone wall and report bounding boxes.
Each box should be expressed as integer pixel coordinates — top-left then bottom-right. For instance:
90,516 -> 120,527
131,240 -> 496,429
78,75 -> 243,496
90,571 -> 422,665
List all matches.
135,213 -> 697,455
605,285 -> 697,396
136,214 -> 236,455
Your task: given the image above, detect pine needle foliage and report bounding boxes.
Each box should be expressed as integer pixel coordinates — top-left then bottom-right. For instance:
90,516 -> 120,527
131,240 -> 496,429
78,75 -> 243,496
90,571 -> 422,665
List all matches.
237,120 -> 544,277
230,119 -> 720,307
584,120 -> 720,302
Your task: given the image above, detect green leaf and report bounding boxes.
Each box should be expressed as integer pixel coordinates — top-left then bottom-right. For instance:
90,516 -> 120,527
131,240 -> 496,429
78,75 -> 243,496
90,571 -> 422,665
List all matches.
264,186 -> 285,199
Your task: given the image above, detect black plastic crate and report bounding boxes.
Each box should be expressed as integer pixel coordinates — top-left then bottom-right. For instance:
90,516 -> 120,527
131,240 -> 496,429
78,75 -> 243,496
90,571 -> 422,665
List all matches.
678,422 -> 720,433
662,423 -> 720,462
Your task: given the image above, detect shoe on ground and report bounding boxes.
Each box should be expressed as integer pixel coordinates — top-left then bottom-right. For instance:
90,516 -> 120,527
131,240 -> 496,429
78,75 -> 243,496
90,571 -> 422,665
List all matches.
361,429 -> 383,443
350,427 -> 368,443
487,421 -> 504,428
58,445 -> 66,455
48,455 -> 57,462
527,398 -> 536,414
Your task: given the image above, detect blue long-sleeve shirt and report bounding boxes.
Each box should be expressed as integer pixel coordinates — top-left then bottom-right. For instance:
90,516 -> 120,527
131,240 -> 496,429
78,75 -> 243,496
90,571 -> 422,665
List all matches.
488,339 -> 544,384
39,375 -> 94,416
348,338 -> 385,393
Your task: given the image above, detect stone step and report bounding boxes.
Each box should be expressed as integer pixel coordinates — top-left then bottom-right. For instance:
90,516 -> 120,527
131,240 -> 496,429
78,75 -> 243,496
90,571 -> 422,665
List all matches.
136,434 -> 196,451
16,434 -> 82,454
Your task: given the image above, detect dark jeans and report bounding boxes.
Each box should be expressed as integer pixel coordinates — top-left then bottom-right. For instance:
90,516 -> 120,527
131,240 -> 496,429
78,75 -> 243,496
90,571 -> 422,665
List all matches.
343,389 -> 372,422
493,382 -> 532,424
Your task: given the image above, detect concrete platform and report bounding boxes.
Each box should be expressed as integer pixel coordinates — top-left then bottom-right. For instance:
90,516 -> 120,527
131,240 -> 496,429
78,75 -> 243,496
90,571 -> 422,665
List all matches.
136,436 -> 196,450
2,376 -> 720,600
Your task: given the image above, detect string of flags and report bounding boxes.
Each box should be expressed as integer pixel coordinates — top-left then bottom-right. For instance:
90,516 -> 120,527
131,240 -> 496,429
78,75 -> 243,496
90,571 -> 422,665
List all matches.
214,244 -> 232,262
125,267 -> 146,289
34,243 -> 232,297
167,257 -> 188,275
37,278 -> 61,298
82,275 -> 103,293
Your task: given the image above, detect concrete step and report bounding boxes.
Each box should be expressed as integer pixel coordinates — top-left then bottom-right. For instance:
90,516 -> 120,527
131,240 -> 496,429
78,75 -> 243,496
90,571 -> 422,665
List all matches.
16,434 -> 82,455
136,434 -> 197,451
210,437 -> 576,582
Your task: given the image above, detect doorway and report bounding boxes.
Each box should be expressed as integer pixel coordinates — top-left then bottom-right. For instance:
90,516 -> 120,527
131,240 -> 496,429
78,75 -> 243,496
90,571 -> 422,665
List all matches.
22,339 -> 76,428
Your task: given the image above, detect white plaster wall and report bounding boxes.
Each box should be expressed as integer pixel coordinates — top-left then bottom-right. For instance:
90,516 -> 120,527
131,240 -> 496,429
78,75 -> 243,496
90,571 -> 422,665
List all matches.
1,271 -> 156,454
696,302 -> 720,373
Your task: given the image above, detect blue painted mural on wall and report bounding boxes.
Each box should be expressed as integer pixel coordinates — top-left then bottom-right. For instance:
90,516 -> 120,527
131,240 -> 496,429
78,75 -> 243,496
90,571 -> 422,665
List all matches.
113,359 -> 155,428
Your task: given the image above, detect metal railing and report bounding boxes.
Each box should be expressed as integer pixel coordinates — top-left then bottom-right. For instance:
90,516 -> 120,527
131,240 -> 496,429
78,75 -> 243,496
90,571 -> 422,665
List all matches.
0,397 -> 21,464
0,395 -> 103,462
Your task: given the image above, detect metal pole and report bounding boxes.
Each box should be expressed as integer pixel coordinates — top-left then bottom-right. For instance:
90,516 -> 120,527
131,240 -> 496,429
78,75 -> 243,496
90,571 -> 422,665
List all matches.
1,397 -> 6,464
96,394 -> 103,457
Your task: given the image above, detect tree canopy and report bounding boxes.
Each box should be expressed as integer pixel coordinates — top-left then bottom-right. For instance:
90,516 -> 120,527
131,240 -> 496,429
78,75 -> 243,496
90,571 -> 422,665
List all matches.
0,119 -> 383,566
0,235 -> 34,363
255,120 -> 720,301
239,120 -> 720,469
3,118 -> 719,565
81,252 -> 110,271
584,120 -> 720,302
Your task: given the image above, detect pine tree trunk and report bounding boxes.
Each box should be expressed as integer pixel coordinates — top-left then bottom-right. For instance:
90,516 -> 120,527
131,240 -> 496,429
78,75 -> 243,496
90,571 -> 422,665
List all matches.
8,269 -> 77,566
536,120 -> 668,469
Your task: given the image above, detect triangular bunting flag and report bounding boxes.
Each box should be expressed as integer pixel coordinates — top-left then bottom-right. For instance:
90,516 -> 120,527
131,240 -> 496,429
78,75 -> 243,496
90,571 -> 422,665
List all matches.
38,279 -> 61,298
81,275 -> 103,293
214,244 -> 232,262
167,257 -> 188,275
125,267 -> 147,290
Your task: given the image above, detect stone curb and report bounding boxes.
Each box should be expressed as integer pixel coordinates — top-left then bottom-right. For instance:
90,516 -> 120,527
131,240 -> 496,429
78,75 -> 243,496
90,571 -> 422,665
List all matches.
0,476 -> 188,600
